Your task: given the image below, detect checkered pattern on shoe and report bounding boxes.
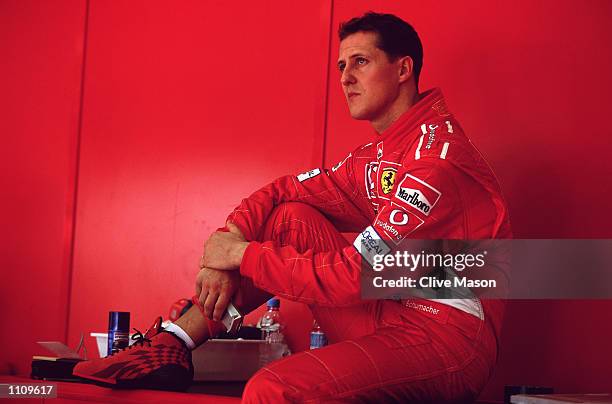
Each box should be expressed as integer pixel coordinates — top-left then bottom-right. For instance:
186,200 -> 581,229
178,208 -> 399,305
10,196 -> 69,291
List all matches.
73,317 -> 194,391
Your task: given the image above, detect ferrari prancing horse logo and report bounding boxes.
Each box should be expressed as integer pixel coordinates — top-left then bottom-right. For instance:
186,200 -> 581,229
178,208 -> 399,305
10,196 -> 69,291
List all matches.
380,169 -> 397,195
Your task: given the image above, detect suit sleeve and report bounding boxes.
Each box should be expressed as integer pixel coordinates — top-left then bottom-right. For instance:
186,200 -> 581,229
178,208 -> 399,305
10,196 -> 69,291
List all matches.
236,156 -> 465,307
226,151 -> 368,240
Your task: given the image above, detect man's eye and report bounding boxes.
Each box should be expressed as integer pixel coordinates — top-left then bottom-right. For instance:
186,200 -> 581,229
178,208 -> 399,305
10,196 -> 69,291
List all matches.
338,63 -> 345,72
356,57 -> 367,65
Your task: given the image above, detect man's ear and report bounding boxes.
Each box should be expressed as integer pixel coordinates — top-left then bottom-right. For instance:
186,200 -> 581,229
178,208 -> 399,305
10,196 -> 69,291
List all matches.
398,56 -> 414,84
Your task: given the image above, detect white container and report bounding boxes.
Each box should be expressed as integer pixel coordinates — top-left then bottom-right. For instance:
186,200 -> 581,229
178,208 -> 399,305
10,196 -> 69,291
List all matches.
192,339 -> 290,381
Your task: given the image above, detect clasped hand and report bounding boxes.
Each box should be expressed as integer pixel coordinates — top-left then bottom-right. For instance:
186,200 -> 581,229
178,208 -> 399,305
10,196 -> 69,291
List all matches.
201,222 -> 248,270
196,222 -> 248,321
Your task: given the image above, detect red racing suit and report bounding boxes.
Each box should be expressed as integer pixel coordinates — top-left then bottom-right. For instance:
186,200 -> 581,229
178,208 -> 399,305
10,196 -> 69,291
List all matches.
227,88 -> 511,337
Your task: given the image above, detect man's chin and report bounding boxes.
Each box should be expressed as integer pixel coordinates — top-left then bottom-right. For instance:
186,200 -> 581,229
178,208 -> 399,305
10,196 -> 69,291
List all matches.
348,109 -> 371,121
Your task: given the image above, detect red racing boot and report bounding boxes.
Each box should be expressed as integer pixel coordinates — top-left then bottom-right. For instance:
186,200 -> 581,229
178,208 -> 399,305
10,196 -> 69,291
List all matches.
73,317 -> 193,391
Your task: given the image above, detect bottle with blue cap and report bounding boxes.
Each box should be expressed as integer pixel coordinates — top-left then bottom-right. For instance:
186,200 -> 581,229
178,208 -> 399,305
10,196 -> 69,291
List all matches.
309,319 -> 327,350
259,298 -> 284,343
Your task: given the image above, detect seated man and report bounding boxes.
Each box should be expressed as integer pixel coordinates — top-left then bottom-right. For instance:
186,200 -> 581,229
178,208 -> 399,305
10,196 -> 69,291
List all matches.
73,12 -> 511,403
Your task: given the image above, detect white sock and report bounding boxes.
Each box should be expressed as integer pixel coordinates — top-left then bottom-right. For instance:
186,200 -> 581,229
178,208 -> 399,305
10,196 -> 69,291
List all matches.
164,323 -> 196,350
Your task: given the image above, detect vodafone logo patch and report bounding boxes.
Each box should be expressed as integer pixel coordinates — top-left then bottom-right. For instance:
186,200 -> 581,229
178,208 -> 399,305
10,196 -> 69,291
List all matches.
394,174 -> 441,216
373,206 -> 424,245
389,209 -> 409,225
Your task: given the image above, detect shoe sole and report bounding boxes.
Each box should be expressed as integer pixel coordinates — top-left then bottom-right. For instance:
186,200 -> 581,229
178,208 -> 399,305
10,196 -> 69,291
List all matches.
74,364 -> 193,392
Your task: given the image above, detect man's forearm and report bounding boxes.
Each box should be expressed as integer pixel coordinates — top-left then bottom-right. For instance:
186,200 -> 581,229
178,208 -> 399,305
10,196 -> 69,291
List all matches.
231,241 -> 249,268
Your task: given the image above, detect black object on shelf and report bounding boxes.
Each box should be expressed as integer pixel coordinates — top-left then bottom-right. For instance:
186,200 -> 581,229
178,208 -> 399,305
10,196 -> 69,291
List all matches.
31,357 -> 83,382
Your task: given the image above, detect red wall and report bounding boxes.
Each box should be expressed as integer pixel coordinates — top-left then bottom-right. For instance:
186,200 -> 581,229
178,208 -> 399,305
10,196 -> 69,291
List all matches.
2,0 -> 612,401
0,0 -> 86,375
67,0 -> 331,353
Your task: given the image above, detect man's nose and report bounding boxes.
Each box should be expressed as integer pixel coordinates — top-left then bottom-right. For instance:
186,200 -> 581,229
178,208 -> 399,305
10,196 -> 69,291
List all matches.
341,68 -> 355,86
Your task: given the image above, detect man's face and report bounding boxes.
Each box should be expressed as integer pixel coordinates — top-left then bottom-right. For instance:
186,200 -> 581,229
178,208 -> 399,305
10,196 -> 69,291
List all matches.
338,31 -> 402,123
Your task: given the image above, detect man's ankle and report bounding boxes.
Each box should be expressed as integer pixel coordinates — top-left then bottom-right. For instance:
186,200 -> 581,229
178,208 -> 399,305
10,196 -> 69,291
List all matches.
173,305 -> 211,347
164,322 -> 196,349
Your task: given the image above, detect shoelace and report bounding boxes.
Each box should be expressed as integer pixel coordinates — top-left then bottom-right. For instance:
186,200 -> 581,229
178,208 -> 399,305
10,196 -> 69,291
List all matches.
108,320 -> 162,356
129,329 -> 153,348
108,328 -> 153,356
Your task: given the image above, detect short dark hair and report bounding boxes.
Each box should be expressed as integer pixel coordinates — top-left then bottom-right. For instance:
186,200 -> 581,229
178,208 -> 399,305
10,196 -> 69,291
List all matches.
339,12 -> 423,87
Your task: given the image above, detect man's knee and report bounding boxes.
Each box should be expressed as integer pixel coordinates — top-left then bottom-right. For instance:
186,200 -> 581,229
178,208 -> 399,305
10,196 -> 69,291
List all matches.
260,201 -> 346,254
261,202 -> 326,242
268,202 -> 323,223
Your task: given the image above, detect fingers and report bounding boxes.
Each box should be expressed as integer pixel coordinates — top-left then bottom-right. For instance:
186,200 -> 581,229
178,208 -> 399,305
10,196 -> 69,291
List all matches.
195,267 -> 240,320
198,283 -> 209,312
203,289 -> 219,320
195,268 -> 203,297
213,292 -> 231,322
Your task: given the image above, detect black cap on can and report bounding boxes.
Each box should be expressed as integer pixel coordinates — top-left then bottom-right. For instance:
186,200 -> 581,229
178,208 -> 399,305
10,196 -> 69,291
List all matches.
108,311 -> 130,331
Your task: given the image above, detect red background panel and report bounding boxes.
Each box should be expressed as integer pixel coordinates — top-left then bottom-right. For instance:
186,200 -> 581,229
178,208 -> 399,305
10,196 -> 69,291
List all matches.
67,0 -> 330,353
0,0 -> 86,375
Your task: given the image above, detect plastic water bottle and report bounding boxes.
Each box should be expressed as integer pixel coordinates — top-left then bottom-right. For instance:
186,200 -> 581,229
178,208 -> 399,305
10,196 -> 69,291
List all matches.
309,320 -> 327,350
258,298 -> 286,367
260,298 -> 284,343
